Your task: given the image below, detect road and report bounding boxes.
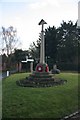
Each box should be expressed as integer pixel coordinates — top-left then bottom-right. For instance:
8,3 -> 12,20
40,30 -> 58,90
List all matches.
0,70 -> 17,80
0,72 -> 7,80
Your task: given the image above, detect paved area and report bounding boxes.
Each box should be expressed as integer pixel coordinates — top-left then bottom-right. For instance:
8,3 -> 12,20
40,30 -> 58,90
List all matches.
69,112 -> 80,120
61,111 -> 80,120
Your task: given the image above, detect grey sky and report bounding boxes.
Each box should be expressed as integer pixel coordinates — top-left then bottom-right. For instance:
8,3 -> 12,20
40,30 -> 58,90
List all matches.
0,0 -> 79,50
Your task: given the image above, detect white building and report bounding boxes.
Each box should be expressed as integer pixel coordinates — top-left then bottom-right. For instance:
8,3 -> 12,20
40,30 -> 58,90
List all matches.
77,1 -> 80,28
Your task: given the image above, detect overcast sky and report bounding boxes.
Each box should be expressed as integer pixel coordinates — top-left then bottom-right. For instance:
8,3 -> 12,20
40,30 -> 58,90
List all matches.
0,0 -> 79,50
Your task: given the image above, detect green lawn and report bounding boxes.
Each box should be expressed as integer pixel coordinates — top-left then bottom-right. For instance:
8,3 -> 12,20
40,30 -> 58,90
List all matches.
2,72 -> 79,119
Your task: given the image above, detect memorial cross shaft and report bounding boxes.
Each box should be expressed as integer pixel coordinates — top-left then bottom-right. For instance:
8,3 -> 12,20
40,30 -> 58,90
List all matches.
39,19 -> 47,64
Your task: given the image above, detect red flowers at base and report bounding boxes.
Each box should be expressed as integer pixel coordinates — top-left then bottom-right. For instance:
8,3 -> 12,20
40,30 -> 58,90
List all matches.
36,65 -> 43,72
36,64 -> 49,72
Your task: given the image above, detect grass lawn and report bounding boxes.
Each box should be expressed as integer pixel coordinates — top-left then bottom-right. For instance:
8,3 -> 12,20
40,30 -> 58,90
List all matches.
2,72 -> 79,119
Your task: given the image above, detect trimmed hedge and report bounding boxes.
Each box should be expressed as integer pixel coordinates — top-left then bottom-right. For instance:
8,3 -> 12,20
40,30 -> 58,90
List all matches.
57,63 -> 79,72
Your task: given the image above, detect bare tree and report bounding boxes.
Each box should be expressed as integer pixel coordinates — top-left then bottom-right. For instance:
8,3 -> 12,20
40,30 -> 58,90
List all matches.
0,26 -> 21,56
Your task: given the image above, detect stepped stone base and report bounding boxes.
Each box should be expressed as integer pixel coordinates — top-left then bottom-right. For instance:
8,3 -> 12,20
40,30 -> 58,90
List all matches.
28,71 -> 54,80
16,71 -> 67,87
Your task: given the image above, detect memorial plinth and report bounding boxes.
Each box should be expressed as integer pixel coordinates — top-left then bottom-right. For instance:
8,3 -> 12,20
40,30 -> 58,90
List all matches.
27,19 -> 54,83
16,19 -> 67,87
